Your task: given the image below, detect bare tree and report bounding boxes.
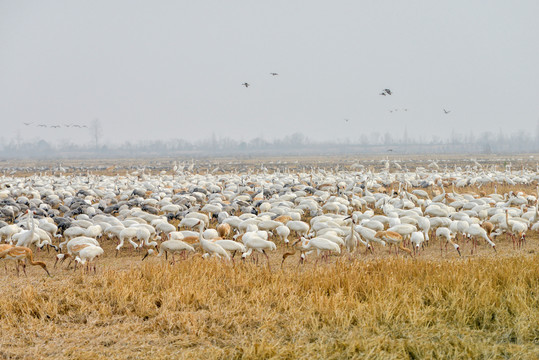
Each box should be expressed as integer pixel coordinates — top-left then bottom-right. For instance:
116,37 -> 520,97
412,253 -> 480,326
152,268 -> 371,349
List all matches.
90,118 -> 103,151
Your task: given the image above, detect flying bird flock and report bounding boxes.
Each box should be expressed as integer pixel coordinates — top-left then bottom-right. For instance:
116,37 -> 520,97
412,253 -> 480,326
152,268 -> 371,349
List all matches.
241,77 -> 451,118
23,123 -> 88,128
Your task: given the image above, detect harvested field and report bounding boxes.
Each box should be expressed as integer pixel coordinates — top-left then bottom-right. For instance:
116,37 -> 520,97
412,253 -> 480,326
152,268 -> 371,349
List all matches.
0,156 -> 538,359
0,249 -> 538,359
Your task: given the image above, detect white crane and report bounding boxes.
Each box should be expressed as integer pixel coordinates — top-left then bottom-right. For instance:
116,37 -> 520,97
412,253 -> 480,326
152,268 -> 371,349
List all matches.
212,239 -> 246,262
74,244 -> 104,273
142,239 -> 195,263
242,235 -> 277,270
410,231 -> 425,255
275,225 -> 290,245
467,224 -> 496,254
435,227 -> 461,257
15,210 -> 37,248
293,237 -> 341,263
196,222 -> 230,260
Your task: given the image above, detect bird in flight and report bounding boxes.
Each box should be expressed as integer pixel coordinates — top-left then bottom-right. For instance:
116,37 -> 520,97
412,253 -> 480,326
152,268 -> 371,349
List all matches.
23,122 -> 32,126
270,73 -> 278,76
379,92 -> 387,96
443,109 -> 451,114
383,88 -> 392,95
344,118 -> 349,122
51,125 -> 60,128
38,124 -> 47,127
242,83 -> 250,87
387,149 -> 394,152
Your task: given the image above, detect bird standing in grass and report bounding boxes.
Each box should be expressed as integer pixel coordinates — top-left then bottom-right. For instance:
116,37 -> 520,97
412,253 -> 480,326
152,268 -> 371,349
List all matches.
0,246 -> 50,276
74,244 -> 104,273
374,230 -> 412,257
142,239 -> 195,263
467,224 -> 496,254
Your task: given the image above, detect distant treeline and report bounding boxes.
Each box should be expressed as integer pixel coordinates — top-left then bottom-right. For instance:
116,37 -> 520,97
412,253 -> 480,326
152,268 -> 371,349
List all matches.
1,130 -> 538,159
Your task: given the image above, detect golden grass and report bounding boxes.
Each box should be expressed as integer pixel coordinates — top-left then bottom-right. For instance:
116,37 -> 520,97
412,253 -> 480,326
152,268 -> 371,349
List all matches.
1,252 -> 538,359
2,156 -> 539,359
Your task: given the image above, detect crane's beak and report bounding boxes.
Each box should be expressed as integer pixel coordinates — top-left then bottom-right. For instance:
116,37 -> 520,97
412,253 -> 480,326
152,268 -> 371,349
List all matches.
142,251 -> 149,261
456,247 -> 461,257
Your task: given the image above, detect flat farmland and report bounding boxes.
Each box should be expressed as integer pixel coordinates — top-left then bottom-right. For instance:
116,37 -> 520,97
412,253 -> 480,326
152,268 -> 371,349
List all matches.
0,156 -> 538,359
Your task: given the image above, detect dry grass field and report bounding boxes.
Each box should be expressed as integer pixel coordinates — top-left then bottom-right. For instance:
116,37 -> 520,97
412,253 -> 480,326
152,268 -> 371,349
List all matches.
0,231 -> 537,359
1,158 -> 539,359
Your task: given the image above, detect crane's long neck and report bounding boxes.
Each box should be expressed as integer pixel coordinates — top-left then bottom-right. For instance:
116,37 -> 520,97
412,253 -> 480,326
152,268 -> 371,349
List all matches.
143,236 -> 151,246
25,248 -> 39,265
28,212 -> 35,234
198,223 -> 206,244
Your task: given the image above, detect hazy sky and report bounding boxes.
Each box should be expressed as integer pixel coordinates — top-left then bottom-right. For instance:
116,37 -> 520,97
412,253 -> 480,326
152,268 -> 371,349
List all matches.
1,1 -> 538,146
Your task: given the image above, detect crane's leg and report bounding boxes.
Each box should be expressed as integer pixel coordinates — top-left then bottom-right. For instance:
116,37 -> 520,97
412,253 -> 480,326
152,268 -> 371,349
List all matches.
263,250 -> 271,272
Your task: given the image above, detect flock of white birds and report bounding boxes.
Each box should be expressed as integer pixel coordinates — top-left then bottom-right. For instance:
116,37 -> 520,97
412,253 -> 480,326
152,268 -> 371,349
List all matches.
0,158 -> 537,276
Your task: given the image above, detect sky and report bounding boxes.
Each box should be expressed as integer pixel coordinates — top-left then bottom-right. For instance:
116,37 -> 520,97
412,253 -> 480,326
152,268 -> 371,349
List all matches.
1,1 -> 539,146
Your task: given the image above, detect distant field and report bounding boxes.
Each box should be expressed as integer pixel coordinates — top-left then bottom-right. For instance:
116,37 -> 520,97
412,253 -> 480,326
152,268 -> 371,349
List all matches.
0,156 -> 538,359
3,153 -> 539,176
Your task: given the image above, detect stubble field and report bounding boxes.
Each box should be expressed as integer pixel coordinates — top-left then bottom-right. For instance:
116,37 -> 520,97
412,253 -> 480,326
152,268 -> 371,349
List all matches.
0,157 -> 538,359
